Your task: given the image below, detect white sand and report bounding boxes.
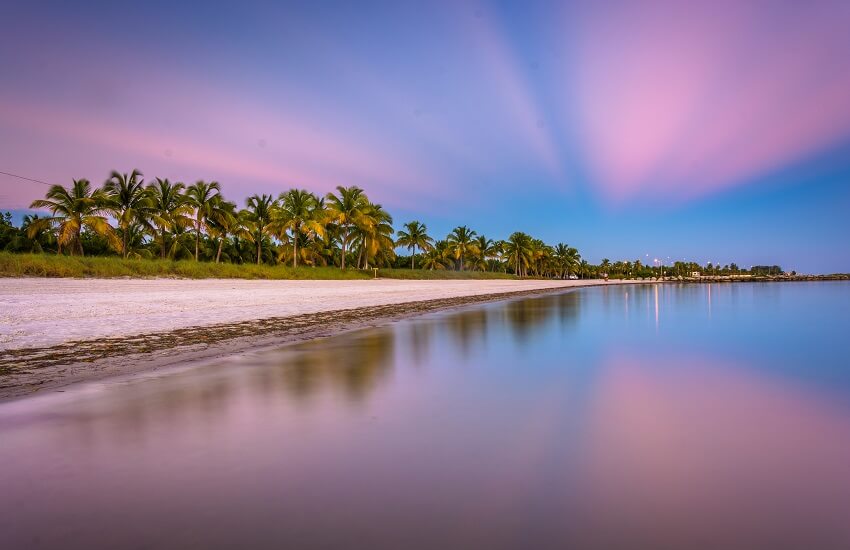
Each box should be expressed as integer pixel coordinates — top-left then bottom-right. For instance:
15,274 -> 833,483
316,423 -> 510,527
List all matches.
0,277 -> 625,351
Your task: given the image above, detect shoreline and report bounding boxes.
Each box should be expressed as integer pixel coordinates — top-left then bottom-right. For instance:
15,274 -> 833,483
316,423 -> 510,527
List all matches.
0,279 -> 633,402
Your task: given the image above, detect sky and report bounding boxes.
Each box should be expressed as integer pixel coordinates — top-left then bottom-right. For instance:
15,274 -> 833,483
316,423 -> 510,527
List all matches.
1,0 -> 849,272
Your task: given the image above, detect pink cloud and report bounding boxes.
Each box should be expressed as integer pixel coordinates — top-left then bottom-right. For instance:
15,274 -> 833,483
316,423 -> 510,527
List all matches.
572,1 -> 850,203
0,87 -> 451,211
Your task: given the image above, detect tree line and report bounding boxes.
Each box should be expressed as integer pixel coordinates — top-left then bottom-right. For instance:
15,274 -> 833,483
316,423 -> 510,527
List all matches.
1,170 -> 779,278
1,170 -> 587,277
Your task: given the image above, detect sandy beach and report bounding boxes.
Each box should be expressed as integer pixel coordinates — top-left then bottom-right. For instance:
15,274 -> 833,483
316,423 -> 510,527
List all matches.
0,278 -> 630,399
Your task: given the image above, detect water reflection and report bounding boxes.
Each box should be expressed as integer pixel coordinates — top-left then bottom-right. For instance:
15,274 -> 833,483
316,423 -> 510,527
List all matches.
574,352 -> 850,548
443,307 -> 489,357
270,330 -> 395,402
1,283 -> 849,549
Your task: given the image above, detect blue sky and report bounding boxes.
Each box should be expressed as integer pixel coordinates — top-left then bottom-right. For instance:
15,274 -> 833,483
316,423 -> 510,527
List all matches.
1,0 -> 849,272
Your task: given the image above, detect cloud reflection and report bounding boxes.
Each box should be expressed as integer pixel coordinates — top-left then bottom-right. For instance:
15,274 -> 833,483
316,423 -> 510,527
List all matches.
573,352 -> 850,547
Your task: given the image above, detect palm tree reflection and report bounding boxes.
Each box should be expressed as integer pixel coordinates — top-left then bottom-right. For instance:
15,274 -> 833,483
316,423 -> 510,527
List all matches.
277,330 -> 396,403
501,291 -> 582,345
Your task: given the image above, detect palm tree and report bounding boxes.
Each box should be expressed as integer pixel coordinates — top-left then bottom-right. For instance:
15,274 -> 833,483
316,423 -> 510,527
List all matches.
526,238 -> 551,277
566,247 -> 581,277
503,232 -> 532,277
553,243 -> 581,279
421,240 -> 449,270
245,194 -> 275,264
472,235 -> 497,271
600,258 -> 611,276
324,186 -> 370,269
446,225 -> 478,271
358,202 -> 395,269
121,222 -> 154,259
579,259 -> 590,279
272,189 -> 325,268
28,179 -> 119,256
148,178 -> 192,259
19,214 -> 55,253
206,199 -> 248,263
166,222 -> 197,261
103,169 -> 152,259
395,221 -> 433,269
186,181 -> 222,261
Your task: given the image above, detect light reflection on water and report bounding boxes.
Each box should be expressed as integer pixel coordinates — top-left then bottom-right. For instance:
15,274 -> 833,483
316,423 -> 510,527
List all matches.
1,282 -> 849,549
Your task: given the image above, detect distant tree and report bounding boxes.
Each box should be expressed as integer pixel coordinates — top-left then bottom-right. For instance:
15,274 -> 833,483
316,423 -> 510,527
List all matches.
447,225 -> 478,271
104,169 -> 152,259
503,232 -> 532,277
324,186 -> 370,269
272,189 -> 325,268
186,181 -> 222,261
395,221 -> 434,269
245,194 -> 275,264
148,178 -> 193,259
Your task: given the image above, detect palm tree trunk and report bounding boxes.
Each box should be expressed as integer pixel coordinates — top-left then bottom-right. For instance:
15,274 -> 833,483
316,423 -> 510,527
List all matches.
122,226 -> 128,259
195,218 -> 201,261
340,233 -> 347,269
293,233 -> 298,268
216,237 -> 224,263
256,232 -> 262,264
161,228 -> 168,259
411,246 -> 416,269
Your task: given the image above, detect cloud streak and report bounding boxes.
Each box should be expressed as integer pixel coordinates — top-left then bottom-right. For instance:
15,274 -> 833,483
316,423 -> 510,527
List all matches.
571,0 -> 850,203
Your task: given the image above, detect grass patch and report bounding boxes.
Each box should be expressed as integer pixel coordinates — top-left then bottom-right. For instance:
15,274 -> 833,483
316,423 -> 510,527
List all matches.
376,268 -> 516,280
0,253 -> 519,280
0,252 -> 371,280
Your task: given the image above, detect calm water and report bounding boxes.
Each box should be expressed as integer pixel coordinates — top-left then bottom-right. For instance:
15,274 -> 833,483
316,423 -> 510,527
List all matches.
2,282 -> 850,549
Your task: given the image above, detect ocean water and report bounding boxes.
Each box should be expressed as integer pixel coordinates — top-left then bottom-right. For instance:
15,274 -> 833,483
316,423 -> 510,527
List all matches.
1,282 -> 849,549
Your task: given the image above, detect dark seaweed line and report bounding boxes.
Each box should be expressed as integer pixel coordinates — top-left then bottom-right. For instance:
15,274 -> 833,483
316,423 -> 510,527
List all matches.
0,286 -> 587,375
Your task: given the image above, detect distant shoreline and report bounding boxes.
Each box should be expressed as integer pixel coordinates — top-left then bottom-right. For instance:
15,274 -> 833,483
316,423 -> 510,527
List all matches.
617,274 -> 850,283
0,278 -> 635,401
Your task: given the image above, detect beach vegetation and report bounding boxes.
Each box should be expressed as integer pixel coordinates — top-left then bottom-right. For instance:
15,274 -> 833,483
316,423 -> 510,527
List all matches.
0,169 -> 789,280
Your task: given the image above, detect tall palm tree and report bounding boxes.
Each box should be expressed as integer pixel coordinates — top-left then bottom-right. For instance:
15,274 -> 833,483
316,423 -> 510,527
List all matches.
28,179 -> 119,256
103,169 -> 152,259
395,221 -> 433,269
245,193 -> 275,264
148,178 -> 192,259
272,189 -> 326,268
186,181 -> 222,261
324,186 -> 370,269
446,225 -> 478,271
503,231 -> 532,277
358,202 -> 395,269
579,259 -> 590,279
528,239 -> 553,277
565,247 -> 581,278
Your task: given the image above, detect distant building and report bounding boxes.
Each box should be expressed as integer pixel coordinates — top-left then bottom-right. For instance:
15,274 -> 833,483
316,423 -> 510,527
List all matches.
690,271 -> 701,278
